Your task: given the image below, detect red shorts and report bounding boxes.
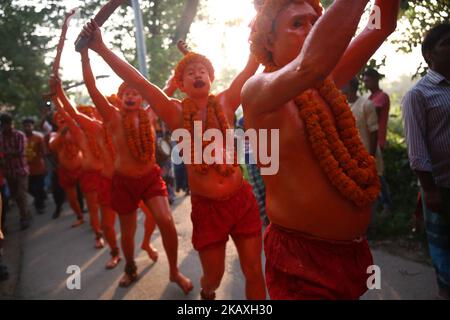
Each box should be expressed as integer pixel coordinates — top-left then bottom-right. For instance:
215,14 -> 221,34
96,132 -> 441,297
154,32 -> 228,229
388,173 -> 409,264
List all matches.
98,175 -> 112,207
110,165 -> 168,215
190,180 -> 262,251
80,170 -> 101,193
264,223 -> 373,300
57,166 -> 82,189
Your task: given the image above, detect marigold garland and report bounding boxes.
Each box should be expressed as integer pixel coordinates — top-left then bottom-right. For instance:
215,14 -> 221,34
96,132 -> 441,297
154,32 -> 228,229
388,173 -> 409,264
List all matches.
77,105 -> 102,159
63,140 -> 80,160
291,78 -> 380,207
103,126 -> 115,159
182,95 -> 238,177
122,108 -> 155,163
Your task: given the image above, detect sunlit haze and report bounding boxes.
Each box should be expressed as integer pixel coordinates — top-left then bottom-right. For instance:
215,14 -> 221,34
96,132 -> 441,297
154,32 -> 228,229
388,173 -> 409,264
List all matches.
55,0 -> 423,104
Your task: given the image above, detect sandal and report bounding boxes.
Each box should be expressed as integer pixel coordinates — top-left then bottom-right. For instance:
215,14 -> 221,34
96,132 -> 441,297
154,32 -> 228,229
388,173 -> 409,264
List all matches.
95,233 -> 105,249
119,262 -> 138,288
200,289 -> 216,300
105,248 -> 121,269
71,219 -> 84,228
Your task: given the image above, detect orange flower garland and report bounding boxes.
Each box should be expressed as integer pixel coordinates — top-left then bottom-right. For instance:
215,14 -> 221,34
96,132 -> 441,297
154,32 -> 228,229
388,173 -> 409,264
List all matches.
77,105 -> 102,159
103,126 -> 115,159
63,140 -> 80,160
122,108 -> 155,163
292,78 -> 380,207
182,95 -> 238,177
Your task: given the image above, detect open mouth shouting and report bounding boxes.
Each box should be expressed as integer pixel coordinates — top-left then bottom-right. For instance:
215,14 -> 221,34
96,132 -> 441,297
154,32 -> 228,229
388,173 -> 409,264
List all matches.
193,80 -> 206,88
125,100 -> 136,107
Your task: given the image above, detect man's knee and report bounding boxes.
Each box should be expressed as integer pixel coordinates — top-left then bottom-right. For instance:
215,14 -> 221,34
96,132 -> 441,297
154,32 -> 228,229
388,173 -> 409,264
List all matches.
241,259 -> 263,281
153,208 -> 173,227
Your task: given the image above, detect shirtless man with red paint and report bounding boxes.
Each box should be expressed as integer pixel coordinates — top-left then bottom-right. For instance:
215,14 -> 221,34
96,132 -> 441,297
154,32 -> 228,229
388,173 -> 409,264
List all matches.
241,0 -> 399,299
73,35 -> 192,291
80,20 -> 265,299
50,79 -> 104,249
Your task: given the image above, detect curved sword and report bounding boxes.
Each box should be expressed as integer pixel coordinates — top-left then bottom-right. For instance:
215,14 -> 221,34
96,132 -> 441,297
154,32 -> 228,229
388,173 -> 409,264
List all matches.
52,8 -> 77,76
74,0 -> 127,52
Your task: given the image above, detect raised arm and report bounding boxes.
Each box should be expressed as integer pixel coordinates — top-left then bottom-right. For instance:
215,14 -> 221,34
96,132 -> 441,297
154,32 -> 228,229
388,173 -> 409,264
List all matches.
242,0 -> 370,115
332,0 -> 399,88
51,95 -> 83,142
219,53 -> 259,116
81,21 -> 181,131
79,47 -> 118,123
53,75 -> 102,134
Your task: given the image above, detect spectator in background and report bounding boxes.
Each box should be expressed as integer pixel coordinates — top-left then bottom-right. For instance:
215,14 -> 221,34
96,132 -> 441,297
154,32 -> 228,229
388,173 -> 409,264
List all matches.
363,68 -> 392,214
0,114 -> 31,230
23,118 -> 47,215
402,23 -> 450,300
0,164 -> 7,235
0,192 -> 9,282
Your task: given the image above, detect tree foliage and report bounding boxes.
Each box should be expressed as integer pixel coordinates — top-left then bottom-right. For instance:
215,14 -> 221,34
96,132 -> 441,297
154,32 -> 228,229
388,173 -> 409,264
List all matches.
394,0 -> 449,77
0,0 -> 201,118
0,0 -> 64,117
86,0 -> 200,88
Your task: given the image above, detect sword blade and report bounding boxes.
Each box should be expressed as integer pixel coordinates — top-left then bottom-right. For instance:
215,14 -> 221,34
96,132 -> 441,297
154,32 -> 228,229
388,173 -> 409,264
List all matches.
75,0 -> 127,52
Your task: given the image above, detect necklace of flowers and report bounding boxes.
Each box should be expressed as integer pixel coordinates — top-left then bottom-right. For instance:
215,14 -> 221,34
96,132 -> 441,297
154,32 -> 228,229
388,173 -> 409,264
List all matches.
266,65 -> 380,207
103,126 -> 116,159
122,108 -> 155,163
297,78 -> 380,207
182,95 -> 238,177
63,139 -> 79,160
84,133 -> 102,159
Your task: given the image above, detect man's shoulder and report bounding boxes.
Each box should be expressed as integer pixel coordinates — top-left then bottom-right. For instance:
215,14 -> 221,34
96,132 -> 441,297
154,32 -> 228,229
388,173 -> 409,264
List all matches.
32,131 -> 44,138
13,130 -> 26,138
371,90 -> 390,106
403,85 -> 425,101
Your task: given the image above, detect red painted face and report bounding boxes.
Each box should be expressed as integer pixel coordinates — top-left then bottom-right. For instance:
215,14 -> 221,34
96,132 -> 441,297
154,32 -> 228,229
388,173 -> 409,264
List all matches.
180,62 -> 212,98
270,2 -> 319,68
121,87 -> 143,111
54,113 -> 66,128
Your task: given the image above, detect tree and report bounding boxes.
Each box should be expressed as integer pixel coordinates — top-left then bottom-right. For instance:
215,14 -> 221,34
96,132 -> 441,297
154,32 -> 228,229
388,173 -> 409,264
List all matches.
0,0 -> 64,117
0,0 -> 201,118
393,0 -> 449,77
93,0 -> 201,88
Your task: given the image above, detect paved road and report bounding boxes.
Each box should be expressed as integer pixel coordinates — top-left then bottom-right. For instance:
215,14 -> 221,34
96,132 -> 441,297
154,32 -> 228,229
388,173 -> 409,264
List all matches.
0,194 -> 439,300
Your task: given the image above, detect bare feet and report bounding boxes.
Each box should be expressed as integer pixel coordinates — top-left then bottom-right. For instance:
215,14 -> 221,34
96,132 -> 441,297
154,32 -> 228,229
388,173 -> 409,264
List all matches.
170,272 -> 194,295
200,288 -> 216,300
105,255 -> 121,269
141,243 -> 159,262
95,237 -> 105,249
71,219 -> 84,228
119,272 -> 137,288
119,263 -> 138,288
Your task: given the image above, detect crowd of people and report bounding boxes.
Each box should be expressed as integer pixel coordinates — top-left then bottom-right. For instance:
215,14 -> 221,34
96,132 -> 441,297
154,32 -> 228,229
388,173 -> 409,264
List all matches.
0,0 -> 448,300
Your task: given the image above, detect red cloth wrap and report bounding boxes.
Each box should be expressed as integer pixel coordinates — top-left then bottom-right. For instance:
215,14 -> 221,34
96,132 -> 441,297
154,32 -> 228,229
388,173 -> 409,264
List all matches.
98,175 -> 112,207
57,166 -> 82,189
264,223 -> 373,300
190,180 -> 262,251
111,165 -> 168,215
80,170 -> 101,193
